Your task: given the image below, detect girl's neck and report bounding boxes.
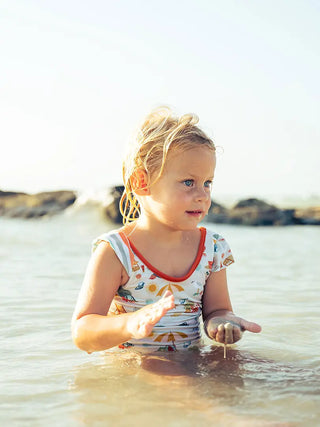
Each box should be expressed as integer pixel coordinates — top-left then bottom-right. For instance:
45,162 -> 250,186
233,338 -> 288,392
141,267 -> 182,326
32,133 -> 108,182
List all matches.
126,214 -> 195,246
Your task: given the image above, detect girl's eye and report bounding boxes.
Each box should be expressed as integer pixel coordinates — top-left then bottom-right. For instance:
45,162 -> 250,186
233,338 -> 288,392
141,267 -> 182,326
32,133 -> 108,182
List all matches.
204,180 -> 212,188
183,179 -> 194,187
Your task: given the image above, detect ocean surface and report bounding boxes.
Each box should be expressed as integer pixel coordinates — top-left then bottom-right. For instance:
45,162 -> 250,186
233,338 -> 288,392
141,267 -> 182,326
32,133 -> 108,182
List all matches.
1,202 -> 320,427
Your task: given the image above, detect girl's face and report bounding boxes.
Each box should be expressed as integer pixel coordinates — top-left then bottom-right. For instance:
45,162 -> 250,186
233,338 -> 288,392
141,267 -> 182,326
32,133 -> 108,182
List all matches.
141,144 -> 216,231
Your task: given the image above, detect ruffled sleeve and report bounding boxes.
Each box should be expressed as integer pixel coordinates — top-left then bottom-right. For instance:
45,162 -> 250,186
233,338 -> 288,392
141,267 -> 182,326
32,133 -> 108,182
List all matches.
211,233 -> 235,272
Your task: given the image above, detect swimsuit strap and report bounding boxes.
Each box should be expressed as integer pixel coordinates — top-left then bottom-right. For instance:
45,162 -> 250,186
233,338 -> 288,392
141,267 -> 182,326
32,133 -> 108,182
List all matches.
92,231 -> 133,276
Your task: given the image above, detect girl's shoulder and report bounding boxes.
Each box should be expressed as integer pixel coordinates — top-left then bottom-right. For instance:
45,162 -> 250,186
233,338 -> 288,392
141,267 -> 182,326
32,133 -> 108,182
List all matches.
92,228 -> 122,251
92,227 -> 133,276
202,226 -> 227,243
201,227 -> 235,269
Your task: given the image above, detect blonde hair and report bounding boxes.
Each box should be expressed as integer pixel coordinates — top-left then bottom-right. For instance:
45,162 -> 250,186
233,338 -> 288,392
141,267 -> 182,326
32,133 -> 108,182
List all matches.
120,106 -> 215,224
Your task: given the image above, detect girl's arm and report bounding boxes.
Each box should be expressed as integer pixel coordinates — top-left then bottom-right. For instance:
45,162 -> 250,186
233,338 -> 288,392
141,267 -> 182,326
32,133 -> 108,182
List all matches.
71,242 -> 175,353
202,269 -> 261,344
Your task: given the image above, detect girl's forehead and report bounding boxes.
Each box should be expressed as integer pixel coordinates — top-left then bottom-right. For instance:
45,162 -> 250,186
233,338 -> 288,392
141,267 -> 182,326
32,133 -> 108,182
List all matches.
165,145 -> 216,171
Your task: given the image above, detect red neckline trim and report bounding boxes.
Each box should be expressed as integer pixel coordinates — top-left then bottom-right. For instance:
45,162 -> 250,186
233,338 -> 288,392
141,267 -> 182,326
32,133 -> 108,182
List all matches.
127,227 -> 206,283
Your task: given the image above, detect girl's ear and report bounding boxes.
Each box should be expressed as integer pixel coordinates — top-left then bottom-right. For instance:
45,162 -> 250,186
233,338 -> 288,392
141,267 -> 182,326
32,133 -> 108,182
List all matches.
130,169 -> 150,195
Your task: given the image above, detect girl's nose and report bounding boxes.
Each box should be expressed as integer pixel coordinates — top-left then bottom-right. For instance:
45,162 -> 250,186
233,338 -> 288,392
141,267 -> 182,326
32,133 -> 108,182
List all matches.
195,186 -> 209,201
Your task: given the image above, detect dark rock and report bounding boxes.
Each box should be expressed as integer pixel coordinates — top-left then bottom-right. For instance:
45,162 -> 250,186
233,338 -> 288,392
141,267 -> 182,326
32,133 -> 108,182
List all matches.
0,189 -> 76,218
104,186 -> 125,224
110,185 -> 125,199
275,209 -> 297,226
206,201 -> 230,223
100,186 -> 320,227
206,198 -> 298,226
229,198 -> 295,226
0,190 -> 27,197
294,207 -> 320,225
233,198 -> 273,209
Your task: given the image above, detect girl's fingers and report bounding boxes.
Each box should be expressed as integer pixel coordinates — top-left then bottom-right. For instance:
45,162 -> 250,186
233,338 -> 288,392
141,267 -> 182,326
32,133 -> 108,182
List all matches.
232,324 -> 242,342
143,292 -> 175,325
224,322 -> 233,344
160,291 -> 175,309
129,295 -> 173,339
162,290 -> 173,299
239,319 -> 262,333
207,316 -> 261,344
215,323 -> 237,344
216,324 -> 225,343
212,322 -> 243,344
130,292 -> 176,339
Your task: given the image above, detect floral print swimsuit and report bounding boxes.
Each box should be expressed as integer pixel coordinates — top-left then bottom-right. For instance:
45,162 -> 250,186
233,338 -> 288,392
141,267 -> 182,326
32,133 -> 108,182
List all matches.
92,227 -> 234,352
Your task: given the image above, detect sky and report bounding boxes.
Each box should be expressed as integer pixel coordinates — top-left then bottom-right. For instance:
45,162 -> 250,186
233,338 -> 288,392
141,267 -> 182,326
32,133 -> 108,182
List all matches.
1,0 -> 319,205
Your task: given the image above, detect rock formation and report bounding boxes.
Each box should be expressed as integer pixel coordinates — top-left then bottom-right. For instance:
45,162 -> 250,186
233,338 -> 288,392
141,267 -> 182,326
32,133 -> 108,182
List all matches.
1,186 -> 319,225
103,190 -> 320,226
0,190 -> 76,218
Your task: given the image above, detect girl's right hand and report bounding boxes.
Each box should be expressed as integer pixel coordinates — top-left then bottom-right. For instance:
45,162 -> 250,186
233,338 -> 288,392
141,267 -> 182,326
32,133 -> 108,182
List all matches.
126,291 -> 175,339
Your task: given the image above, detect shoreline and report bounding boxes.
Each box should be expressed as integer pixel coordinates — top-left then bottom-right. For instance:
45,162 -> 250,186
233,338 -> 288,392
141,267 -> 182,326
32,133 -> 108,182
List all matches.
1,187 -> 319,225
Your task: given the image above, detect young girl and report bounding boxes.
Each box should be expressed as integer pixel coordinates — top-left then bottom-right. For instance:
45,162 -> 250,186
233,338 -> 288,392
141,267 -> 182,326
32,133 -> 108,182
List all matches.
72,107 -> 261,354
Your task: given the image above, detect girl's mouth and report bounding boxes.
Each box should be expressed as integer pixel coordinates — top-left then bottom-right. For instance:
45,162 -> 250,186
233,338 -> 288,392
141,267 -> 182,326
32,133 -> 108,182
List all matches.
186,210 -> 203,216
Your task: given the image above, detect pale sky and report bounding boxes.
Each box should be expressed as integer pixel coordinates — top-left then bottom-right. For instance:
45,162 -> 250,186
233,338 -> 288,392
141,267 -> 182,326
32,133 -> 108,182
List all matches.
1,0 -> 319,205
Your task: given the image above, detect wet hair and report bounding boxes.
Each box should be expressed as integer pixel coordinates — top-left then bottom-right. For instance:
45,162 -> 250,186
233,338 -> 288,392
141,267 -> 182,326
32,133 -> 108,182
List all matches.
120,106 -> 215,224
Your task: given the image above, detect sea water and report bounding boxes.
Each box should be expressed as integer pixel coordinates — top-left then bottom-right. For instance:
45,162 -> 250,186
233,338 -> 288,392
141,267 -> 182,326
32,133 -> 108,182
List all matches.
1,204 -> 319,426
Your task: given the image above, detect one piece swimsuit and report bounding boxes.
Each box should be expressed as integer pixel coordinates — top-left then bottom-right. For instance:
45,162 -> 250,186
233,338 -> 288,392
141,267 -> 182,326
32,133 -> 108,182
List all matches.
92,227 -> 234,352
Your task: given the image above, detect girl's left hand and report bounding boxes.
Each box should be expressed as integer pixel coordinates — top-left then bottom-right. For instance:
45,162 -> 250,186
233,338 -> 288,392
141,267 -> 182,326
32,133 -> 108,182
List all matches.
205,312 -> 261,344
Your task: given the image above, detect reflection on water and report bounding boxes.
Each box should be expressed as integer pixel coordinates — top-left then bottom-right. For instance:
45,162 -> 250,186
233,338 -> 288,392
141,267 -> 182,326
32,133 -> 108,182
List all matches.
70,348 -> 245,427
70,346 -> 318,426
